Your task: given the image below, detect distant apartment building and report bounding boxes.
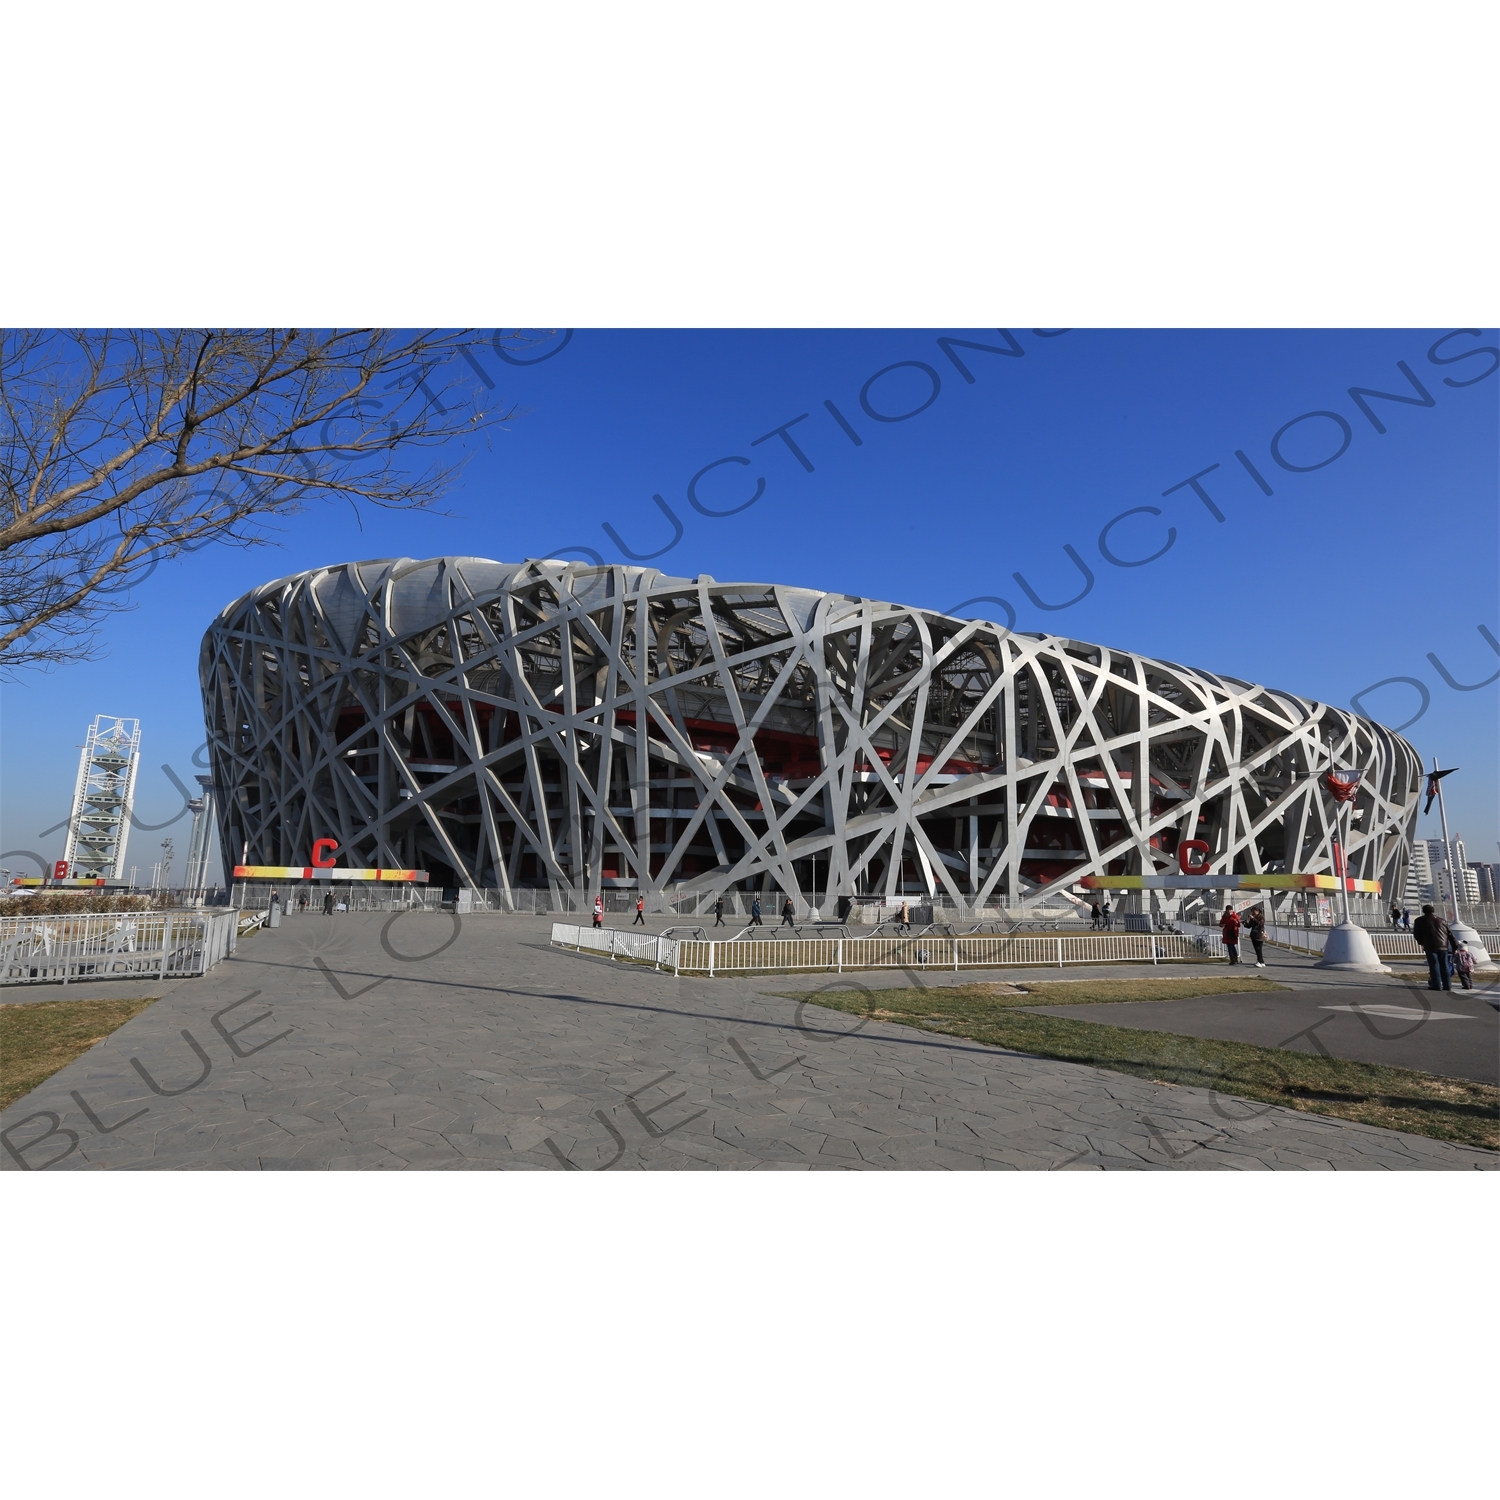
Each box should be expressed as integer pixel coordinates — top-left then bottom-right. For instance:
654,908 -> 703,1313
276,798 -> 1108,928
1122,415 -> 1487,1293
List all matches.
1417,836 -> 1486,906
1441,862 -> 1482,904
1403,840 -> 1435,905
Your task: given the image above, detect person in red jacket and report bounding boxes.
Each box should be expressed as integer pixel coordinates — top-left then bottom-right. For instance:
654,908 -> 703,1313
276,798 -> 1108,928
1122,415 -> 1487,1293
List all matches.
1219,904 -> 1242,965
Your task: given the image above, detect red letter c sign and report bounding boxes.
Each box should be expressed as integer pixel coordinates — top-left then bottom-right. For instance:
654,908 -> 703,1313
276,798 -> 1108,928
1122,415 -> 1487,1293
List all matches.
311,838 -> 340,868
1178,839 -> 1210,875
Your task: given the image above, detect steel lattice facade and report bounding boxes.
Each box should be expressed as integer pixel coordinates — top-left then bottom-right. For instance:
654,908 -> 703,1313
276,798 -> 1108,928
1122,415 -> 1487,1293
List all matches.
201,556 -> 1421,906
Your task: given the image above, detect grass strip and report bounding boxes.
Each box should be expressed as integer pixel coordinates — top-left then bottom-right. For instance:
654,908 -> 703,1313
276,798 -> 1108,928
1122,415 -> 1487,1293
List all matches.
0,997 -> 158,1112
982,976 -> 1285,1005
784,984 -> 1499,1152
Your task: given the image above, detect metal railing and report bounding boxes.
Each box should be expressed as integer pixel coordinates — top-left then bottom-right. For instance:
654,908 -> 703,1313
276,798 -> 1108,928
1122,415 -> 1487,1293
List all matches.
551,923 -> 1232,974
1178,919 -> 1499,959
0,908 -> 240,986
233,886 -> 449,913
550,923 -> 679,968
224,884 -> 1112,925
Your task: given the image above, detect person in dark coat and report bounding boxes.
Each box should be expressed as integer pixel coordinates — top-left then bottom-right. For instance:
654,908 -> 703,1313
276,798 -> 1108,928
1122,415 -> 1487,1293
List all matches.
1219,904 -> 1242,964
323,891 -> 334,915
780,897 -> 796,928
713,896 -> 726,927
750,896 -> 762,926
1244,905 -> 1267,967
1412,904 -> 1454,991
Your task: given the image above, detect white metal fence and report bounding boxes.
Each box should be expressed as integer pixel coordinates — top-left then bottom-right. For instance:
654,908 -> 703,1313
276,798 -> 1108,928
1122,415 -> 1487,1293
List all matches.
0,909 -> 239,986
551,922 -> 1234,975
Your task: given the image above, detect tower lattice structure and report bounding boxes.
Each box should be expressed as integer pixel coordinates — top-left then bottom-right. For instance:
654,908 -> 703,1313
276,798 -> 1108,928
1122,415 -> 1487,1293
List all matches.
63,715 -> 141,880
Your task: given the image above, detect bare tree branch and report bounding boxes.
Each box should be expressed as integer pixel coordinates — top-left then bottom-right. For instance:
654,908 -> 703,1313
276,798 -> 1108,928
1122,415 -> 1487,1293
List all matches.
0,328 -> 547,671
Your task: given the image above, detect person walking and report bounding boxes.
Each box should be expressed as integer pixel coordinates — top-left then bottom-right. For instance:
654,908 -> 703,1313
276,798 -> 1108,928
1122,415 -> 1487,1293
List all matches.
1244,904 -> 1267,967
1412,903 -> 1452,991
1401,908 -> 1411,931
592,894 -> 604,929
750,896 -> 763,926
1089,902 -> 1102,930
1390,904 -> 1403,930
633,896 -> 646,925
899,899 -> 910,931
780,897 -> 796,928
1101,899 -> 1113,931
1219,903 -> 1242,964
1452,941 -> 1476,991
323,891 -> 334,915
713,896 -> 725,927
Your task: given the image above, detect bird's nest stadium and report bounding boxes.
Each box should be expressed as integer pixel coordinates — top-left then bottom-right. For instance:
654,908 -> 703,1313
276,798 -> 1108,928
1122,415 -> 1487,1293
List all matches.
201,556 -> 1421,914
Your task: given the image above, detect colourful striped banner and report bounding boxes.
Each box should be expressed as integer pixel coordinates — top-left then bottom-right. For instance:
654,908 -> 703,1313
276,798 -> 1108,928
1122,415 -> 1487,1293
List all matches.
232,866 -> 429,883
1080,873 -> 1382,893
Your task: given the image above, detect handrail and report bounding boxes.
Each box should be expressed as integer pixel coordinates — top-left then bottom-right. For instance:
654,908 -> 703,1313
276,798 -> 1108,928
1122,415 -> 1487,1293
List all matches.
1,908 -> 239,986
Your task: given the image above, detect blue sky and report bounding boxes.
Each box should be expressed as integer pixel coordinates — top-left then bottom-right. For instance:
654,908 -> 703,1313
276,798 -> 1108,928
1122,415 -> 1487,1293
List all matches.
3,327 -> 1495,879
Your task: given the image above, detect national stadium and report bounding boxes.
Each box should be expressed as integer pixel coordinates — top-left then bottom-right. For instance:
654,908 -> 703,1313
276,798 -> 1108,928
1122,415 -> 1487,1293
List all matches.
200,556 -> 1421,913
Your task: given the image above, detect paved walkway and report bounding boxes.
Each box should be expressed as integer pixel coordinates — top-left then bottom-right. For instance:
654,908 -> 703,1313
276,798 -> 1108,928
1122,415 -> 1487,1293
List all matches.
2,914 -> 1494,1170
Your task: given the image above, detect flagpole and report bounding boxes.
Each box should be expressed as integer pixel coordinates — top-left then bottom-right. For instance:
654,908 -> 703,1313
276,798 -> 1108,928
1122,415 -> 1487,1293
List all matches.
1327,733 -> 1354,925
1341,789 -> 1354,924
1315,734 -> 1386,972
1432,756 -> 1459,922
1424,759 -> 1493,970
1338,732 -> 1352,925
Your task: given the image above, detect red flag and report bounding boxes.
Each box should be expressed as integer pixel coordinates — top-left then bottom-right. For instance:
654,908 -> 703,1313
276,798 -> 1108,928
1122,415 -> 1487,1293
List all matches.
1326,768 -> 1362,804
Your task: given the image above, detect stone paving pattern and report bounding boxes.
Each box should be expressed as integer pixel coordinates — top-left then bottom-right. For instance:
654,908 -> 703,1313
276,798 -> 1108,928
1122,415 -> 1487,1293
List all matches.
2,913 -> 1495,1170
